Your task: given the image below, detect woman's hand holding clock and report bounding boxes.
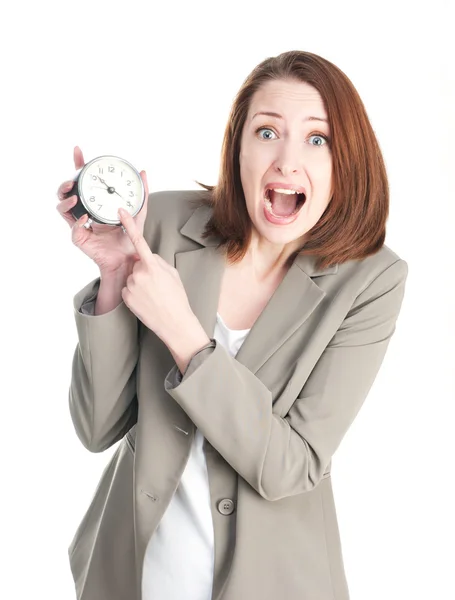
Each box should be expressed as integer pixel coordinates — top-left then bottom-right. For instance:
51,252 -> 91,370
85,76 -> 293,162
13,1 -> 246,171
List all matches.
56,146 -> 149,276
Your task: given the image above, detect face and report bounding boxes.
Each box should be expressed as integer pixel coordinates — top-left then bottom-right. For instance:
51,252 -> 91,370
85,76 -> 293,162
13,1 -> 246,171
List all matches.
239,78 -> 333,261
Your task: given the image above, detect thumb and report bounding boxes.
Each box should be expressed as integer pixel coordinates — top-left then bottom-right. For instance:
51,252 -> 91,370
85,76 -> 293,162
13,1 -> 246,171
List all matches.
74,146 -> 85,170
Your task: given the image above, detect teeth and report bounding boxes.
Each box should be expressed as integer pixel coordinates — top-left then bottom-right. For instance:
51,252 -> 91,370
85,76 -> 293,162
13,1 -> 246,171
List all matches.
269,188 -> 300,195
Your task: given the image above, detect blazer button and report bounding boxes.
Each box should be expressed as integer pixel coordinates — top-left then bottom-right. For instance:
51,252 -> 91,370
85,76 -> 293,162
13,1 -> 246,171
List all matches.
217,498 -> 235,515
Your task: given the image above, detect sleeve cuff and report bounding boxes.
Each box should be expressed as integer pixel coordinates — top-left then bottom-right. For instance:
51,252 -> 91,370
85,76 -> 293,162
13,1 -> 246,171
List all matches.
164,339 -> 217,391
73,277 -> 101,315
80,298 -> 97,315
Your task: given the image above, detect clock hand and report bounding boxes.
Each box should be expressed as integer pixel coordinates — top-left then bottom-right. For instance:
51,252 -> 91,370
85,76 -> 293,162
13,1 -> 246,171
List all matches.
97,176 -> 109,188
98,176 -> 122,195
97,176 -> 126,201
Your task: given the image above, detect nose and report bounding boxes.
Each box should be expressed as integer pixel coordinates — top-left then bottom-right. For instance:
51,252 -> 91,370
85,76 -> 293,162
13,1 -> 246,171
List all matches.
274,139 -> 302,177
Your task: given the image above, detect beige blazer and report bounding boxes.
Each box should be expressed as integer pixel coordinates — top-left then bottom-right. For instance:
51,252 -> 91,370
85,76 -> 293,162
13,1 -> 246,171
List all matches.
67,189 -> 408,600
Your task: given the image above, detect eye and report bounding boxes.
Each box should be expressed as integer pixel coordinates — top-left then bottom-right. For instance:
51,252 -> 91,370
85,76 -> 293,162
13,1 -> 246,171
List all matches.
256,127 -> 277,140
308,133 -> 330,147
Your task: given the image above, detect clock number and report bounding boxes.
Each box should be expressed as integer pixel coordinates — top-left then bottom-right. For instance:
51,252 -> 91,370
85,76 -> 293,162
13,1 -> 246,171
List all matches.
98,167 -> 103,174
91,175 -> 97,181
126,200 -> 133,208
129,191 -> 134,197
127,179 -> 132,186
98,204 -> 103,211
89,196 -> 95,202
108,166 -> 115,173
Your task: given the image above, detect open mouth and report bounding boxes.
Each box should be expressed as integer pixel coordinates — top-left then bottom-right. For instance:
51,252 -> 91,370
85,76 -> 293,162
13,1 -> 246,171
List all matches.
264,188 -> 307,218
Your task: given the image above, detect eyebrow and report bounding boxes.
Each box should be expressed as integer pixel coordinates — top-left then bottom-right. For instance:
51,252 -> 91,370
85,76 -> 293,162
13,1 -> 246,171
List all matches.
251,111 -> 328,123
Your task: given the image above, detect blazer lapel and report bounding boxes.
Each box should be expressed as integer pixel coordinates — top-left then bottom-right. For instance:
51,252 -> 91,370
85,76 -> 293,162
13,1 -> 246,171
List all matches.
176,203 -> 338,374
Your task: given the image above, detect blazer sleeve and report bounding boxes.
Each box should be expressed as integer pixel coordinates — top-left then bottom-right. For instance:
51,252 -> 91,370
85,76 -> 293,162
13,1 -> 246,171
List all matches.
79,297 -> 96,315
68,192 -> 160,453
170,342 -> 217,387
69,276 -> 139,453
164,258 -> 409,501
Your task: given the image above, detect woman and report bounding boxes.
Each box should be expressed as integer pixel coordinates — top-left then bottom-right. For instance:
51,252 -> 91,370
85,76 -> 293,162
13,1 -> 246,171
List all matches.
58,50 -> 409,600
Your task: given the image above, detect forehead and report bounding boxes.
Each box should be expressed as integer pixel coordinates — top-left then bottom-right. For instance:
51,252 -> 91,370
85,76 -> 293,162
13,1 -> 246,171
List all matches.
248,79 -> 327,120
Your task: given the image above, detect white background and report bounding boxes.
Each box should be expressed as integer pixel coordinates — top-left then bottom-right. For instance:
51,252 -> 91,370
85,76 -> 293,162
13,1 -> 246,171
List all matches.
1,1 -> 454,598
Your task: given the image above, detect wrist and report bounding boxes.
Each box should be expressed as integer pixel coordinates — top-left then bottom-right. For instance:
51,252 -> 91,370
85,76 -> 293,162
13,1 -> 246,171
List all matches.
100,262 -> 131,281
165,317 -> 212,372
95,266 -> 131,316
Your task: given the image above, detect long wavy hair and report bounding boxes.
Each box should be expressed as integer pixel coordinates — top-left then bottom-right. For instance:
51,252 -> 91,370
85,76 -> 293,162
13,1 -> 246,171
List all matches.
189,50 -> 389,271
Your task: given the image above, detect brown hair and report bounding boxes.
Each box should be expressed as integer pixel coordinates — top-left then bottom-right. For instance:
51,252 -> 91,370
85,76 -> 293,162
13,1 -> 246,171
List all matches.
189,50 -> 389,271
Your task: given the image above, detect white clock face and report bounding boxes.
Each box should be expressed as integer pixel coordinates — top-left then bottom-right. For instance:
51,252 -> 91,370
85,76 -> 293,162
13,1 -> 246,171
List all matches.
80,156 -> 144,223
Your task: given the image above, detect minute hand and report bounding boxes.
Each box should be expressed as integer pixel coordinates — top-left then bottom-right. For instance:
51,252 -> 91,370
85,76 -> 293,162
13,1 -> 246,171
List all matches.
96,176 -> 109,188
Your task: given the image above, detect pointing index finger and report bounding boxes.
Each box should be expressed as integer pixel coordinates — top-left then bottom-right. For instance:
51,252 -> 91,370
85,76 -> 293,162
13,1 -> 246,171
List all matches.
118,208 -> 151,261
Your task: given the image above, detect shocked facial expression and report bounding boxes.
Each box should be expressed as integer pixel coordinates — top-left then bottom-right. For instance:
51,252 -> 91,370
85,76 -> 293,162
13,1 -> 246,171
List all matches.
239,78 -> 333,252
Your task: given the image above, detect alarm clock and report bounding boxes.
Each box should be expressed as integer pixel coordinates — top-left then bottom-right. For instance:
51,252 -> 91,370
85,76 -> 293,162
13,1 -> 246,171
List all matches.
63,155 -> 145,230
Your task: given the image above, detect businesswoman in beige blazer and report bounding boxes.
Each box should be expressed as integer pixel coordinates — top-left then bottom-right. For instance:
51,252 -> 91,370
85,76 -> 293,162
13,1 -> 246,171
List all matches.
57,50 -> 408,600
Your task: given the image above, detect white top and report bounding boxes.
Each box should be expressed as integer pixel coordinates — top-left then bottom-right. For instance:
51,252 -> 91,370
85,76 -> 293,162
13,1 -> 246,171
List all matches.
142,313 -> 251,600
